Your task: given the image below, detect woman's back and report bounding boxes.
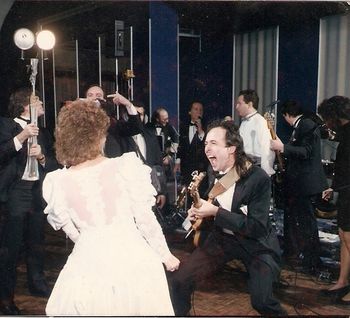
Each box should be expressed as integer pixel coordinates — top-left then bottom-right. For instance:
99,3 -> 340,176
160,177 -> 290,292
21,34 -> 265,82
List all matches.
43,153 -> 175,315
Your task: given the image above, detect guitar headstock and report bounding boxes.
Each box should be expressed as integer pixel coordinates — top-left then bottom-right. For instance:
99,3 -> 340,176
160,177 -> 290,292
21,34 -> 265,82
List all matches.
264,112 -> 275,129
264,112 -> 278,140
188,171 -> 206,208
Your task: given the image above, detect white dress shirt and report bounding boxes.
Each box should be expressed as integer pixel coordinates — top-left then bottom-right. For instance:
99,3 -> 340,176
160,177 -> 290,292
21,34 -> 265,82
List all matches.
133,133 -> 147,160
189,122 -> 205,144
239,112 -> 275,176
216,180 -> 236,235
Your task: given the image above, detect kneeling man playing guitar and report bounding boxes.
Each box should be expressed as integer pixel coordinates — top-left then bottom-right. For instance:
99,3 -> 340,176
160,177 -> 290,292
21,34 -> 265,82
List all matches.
169,119 -> 287,317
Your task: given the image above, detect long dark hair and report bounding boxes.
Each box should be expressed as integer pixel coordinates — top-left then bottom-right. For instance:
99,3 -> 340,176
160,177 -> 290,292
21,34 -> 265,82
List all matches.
318,96 -> 350,131
207,120 -> 253,177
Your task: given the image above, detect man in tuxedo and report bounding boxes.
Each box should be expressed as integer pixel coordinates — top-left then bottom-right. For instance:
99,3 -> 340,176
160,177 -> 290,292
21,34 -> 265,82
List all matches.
85,85 -> 143,156
174,101 -> 209,188
148,107 -> 179,181
0,88 -> 58,314
270,100 -> 328,272
125,106 -> 168,211
170,120 -> 286,316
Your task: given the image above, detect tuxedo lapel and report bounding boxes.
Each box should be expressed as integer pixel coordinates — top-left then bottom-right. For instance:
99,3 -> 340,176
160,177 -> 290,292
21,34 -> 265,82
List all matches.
231,180 -> 244,212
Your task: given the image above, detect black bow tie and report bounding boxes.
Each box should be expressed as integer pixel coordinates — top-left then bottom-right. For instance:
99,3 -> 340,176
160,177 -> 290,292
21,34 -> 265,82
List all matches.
19,117 -> 31,124
215,173 -> 226,180
190,122 -> 197,126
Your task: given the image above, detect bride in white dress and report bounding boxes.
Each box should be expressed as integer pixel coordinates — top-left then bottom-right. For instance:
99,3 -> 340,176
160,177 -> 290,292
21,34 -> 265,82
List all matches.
43,100 -> 180,316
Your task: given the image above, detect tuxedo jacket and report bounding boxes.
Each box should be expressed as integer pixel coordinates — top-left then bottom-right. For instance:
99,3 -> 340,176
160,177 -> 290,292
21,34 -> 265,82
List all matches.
122,126 -> 167,195
109,114 -> 143,154
283,116 -> 328,196
213,165 -> 281,261
104,133 -> 122,158
145,122 -> 179,156
177,120 -> 209,183
0,117 -> 58,204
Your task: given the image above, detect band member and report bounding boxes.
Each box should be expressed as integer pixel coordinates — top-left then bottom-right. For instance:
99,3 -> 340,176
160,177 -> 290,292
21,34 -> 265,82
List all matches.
174,101 -> 209,188
85,85 -> 143,155
127,106 -> 168,211
148,107 -> 179,180
170,120 -> 286,316
318,96 -> 350,304
235,89 -> 275,176
270,100 -> 328,272
0,88 -> 58,315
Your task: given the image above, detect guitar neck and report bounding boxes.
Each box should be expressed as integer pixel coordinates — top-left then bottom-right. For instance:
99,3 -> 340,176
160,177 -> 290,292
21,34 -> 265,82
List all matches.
268,127 -> 277,140
192,193 -> 202,208
264,113 -> 284,171
269,126 -> 284,170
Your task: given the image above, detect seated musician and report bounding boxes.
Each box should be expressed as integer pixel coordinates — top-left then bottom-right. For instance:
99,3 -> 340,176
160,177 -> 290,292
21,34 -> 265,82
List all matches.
169,120 -> 286,316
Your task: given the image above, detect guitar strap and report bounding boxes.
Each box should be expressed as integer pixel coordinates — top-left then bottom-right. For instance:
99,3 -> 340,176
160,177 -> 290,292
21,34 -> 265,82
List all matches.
207,162 -> 252,201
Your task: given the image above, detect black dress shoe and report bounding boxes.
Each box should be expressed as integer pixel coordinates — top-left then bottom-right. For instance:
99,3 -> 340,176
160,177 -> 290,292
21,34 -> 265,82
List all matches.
320,285 -> 350,299
28,280 -> 51,297
0,302 -> 21,315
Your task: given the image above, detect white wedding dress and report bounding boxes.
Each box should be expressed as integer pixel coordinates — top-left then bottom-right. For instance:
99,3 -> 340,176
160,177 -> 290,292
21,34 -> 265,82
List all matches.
43,153 -> 174,316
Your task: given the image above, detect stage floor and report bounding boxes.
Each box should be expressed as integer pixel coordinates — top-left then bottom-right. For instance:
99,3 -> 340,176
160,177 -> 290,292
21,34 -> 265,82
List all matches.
12,223 -> 350,316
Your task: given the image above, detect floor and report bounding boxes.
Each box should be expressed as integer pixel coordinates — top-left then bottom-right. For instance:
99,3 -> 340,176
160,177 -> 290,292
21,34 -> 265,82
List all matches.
12,221 -> 350,317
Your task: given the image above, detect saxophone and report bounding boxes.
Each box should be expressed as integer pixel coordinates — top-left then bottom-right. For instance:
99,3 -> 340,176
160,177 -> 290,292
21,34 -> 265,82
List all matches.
22,58 -> 39,181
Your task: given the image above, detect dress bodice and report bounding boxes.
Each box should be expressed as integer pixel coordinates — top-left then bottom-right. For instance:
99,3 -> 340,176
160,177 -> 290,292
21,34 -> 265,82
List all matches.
43,152 -> 171,262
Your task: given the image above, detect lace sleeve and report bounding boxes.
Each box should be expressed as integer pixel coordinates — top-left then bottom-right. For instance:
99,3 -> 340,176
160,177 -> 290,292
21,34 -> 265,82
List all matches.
118,153 -> 172,262
42,169 -> 80,243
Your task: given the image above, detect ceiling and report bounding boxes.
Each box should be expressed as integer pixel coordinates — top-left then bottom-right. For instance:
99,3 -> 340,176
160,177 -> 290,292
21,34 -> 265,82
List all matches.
3,1 -> 348,35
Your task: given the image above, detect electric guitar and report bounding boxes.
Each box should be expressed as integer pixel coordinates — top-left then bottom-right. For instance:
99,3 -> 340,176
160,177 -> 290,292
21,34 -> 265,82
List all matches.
187,171 -> 209,247
264,112 -> 284,176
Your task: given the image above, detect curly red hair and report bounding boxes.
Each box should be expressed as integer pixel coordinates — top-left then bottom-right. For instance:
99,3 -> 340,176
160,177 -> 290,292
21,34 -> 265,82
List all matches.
55,99 -> 110,166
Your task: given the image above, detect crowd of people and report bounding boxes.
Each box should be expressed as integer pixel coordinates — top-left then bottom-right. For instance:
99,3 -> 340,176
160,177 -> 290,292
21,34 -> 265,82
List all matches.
0,85 -> 348,315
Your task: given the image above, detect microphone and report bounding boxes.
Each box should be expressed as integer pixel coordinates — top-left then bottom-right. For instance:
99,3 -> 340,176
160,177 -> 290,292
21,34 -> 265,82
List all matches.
195,116 -> 202,127
94,98 -> 107,107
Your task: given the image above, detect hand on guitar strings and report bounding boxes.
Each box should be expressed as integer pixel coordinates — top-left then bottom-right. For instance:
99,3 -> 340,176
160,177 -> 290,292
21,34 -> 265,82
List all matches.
188,199 -> 219,221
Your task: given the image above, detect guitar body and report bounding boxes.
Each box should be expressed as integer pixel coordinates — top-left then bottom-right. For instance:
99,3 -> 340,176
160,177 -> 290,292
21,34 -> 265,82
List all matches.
187,171 -> 208,247
192,216 -> 214,247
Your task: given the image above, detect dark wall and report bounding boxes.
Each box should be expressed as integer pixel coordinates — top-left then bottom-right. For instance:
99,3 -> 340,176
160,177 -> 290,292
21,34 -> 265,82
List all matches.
149,2 -> 178,127
277,21 -> 320,142
178,26 -> 233,126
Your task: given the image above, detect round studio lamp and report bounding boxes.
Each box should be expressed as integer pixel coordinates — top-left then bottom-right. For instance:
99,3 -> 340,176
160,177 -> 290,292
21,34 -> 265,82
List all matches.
36,30 -> 55,50
13,28 -> 35,50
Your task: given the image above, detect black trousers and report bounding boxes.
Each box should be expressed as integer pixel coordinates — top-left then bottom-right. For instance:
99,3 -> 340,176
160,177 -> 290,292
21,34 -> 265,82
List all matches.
283,193 -> 321,267
0,183 -> 46,300
169,231 -> 286,316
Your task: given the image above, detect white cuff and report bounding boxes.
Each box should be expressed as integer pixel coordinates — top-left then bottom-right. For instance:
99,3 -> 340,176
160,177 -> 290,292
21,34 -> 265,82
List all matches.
13,137 -> 22,151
